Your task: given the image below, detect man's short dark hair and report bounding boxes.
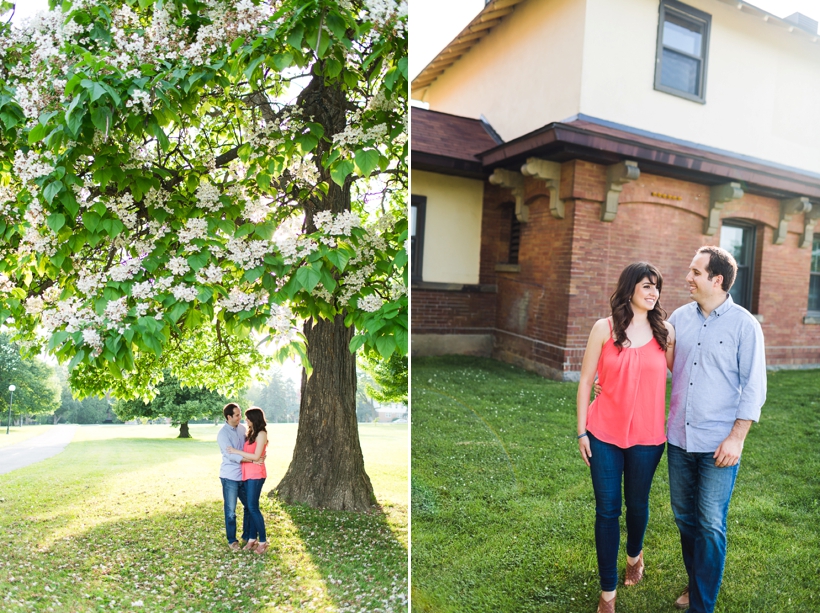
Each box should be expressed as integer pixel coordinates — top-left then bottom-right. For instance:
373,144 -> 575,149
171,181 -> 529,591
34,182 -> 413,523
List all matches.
697,245 -> 737,291
223,403 -> 240,421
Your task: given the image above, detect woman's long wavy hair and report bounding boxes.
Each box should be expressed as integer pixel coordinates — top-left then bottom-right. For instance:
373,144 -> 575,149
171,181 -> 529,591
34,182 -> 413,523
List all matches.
244,407 -> 267,445
610,262 -> 668,352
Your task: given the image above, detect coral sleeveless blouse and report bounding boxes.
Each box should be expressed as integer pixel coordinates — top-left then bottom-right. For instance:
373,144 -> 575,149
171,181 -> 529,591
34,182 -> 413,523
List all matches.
586,324 -> 667,448
241,439 -> 267,480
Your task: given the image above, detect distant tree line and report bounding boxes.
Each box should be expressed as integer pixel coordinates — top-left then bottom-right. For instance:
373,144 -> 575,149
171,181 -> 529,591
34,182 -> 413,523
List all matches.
2,334 -> 407,432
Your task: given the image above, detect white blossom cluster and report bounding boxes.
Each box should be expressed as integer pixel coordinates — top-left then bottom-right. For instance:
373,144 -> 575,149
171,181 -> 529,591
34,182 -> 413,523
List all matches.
195,182 -> 222,213
226,238 -> 273,270
171,284 -> 199,302
125,89 -> 152,114
0,274 -> 15,293
179,218 -> 209,244
195,263 -> 225,285
363,0 -> 408,34
313,211 -> 361,236
244,199 -> 273,224
357,294 -> 383,313
13,150 -> 54,184
217,287 -> 269,313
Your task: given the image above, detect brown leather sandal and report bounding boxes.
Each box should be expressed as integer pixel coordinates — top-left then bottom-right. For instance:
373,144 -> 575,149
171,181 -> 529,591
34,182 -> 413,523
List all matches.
597,593 -> 616,613
242,539 -> 258,551
674,586 -> 690,610
254,541 -> 269,555
624,551 -> 644,586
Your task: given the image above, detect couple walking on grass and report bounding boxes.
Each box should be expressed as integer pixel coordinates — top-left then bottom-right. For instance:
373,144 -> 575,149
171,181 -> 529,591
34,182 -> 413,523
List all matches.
217,402 -> 271,555
577,246 -> 766,613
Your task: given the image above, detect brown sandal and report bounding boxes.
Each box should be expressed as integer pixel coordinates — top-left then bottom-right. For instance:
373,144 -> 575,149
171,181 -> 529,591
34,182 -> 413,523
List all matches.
624,551 -> 644,586
242,539 -> 258,551
254,541 -> 269,555
674,586 -> 690,610
597,593 -> 616,613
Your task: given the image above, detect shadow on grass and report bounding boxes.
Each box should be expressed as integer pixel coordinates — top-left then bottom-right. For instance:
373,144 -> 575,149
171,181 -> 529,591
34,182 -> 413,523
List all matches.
0,495 -> 408,613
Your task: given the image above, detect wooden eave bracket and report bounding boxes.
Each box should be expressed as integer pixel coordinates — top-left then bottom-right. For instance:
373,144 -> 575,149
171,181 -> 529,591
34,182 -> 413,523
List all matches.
775,197 -> 812,245
602,161 -> 640,222
705,182 -> 743,235
489,168 -> 527,222
520,157 -> 564,219
801,201 -> 820,248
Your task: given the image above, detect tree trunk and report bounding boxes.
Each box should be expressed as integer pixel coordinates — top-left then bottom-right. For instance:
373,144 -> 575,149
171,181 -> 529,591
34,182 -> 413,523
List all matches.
178,421 -> 191,438
273,314 -> 375,511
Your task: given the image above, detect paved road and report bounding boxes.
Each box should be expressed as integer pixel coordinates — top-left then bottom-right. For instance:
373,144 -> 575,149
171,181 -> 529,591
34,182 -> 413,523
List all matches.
0,425 -> 78,475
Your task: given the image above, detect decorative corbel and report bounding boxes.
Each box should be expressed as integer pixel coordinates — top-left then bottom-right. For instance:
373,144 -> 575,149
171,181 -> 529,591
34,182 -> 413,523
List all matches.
489,168 -> 527,222
704,182 -> 743,235
775,197 -> 811,245
801,203 -> 820,248
520,158 -> 564,219
602,161 -> 640,222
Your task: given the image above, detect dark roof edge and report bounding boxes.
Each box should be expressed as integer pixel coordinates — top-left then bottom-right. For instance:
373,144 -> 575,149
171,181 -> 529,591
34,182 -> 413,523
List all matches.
479,114 -> 504,145
569,113 -> 820,181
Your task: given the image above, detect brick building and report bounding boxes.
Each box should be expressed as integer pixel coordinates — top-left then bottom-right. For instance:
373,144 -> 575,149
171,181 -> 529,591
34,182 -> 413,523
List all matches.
411,0 -> 820,380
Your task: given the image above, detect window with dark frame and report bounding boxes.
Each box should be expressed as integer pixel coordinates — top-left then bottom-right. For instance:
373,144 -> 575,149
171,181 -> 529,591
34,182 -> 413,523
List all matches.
809,235 -> 820,312
411,195 -> 426,282
720,221 -> 756,311
508,214 -> 521,264
655,0 -> 711,103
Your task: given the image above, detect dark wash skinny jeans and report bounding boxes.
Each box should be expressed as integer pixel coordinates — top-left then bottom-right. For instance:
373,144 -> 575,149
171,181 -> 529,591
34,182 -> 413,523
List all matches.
588,432 -> 665,591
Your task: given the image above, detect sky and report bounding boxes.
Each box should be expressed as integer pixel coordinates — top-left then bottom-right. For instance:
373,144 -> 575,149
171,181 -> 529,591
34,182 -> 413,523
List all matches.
410,0 -> 820,81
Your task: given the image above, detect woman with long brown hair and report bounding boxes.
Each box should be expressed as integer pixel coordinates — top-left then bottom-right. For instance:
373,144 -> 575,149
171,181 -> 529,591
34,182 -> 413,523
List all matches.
227,406 -> 269,554
576,262 -> 675,613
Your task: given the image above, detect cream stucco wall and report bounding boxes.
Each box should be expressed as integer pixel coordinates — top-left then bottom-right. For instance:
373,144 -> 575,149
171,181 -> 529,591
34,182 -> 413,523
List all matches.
580,0 -> 820,174
412,171 -> 484,284
418,0 -> 586,142
417,0 -> 820,174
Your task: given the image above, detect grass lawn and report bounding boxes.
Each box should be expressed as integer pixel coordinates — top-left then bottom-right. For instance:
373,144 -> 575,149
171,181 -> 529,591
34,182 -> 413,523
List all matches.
0,425 -> 54,449
0,422 -> 407,612
411,356 -> 820,613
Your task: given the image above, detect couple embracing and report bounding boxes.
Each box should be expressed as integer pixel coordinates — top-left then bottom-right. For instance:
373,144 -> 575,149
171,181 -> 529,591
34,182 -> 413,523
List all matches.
577,246 -> 766,613
217,402 -> 270,554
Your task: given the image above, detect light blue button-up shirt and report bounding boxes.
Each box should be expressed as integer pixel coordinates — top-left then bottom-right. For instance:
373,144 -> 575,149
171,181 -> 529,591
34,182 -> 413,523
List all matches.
217,422 -> 246,480
667,294 -> 766,453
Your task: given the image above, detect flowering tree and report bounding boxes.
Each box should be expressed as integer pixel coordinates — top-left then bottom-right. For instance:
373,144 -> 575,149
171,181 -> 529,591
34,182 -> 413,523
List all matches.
0,0 -> 407,511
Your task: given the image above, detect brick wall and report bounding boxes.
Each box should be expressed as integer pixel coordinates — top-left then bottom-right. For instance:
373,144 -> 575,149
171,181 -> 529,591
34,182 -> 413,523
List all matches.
412,162 -> 820,375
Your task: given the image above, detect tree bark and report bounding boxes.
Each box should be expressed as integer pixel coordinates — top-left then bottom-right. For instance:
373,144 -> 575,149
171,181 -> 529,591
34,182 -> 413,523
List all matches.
177,421 -> 190,438
273,314 -> 374,511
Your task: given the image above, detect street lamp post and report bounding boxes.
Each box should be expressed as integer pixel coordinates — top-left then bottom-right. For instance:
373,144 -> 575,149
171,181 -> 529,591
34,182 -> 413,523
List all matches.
6,385 -> 15,435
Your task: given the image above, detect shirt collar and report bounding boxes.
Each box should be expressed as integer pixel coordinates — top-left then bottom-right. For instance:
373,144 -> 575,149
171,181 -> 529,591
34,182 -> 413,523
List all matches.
697,292 -> 734,318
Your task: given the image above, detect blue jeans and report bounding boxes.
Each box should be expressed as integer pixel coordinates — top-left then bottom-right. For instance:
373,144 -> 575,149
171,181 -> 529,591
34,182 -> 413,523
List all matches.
588,433 -> 665,591
220,478 -> 250,544
244,478 -> 267,543
668,444 -> 739,613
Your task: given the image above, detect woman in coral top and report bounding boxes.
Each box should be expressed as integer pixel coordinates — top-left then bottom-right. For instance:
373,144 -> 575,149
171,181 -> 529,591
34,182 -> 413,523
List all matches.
227,407 -> 269,554
577,262 -> 675,613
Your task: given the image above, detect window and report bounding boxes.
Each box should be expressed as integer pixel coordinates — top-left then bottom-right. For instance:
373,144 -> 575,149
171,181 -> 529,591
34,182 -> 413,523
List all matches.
655,0 -> 711,103
508,214 -> 521,264
720,221 -> 756,311
411,195 -> 426,282
809,236 -> 820,312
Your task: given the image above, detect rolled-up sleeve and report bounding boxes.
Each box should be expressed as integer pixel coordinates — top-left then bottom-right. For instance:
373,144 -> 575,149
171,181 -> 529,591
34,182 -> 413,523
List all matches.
736,319 -> 766,422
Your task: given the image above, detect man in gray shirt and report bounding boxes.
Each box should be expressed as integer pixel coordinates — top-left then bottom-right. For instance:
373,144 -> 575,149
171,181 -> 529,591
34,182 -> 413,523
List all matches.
217,402 -> 252,551
667,246 -> 766,613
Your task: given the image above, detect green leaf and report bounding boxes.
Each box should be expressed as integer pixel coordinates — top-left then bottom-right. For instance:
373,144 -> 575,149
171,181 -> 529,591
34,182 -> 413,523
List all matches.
167,301 -> 188,323
91,106 -> 112,132
349,334 -> 366,354
68,348 -> 87,371
46,213 -> 66,233
375,335 -> 397,359
28,123 -> 47,144
244,55 -> 266,79
287,26 -> 305,49
354,149 -> 379,177
82,212 -> 101,232
43,181 -> 63,204
296,133 -> 318,154
324,58 -> 342,78
326,248 -> 350,272
330,160 -> 354,187
253,220 -> 276,240
187,251 -> 209,271
295,264 -> 321,292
